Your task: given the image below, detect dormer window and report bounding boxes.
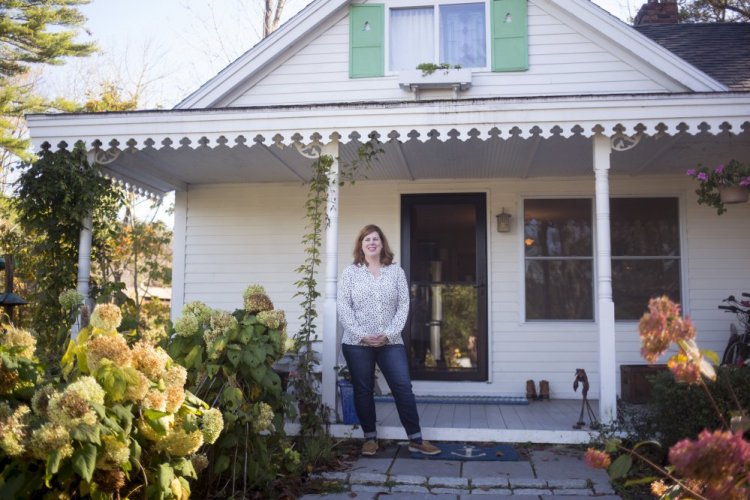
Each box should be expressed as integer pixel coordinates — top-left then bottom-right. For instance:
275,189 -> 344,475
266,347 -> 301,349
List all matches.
349,0 -> 528,79
389,3 -> 487,71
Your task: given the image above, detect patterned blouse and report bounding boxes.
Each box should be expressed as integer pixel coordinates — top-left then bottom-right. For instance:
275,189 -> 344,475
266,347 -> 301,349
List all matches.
337,263 -> 410,346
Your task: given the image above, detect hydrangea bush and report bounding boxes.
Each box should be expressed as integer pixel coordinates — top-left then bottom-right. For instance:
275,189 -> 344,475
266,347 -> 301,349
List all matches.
168,284 -> 301,498
0,303 -> 223,499
586,296 -> 750,499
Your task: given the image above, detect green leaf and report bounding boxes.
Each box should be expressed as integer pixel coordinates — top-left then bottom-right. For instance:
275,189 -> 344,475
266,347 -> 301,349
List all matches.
624,475 -> 661,486
70,424 -> 101,445
172,458 -> 198,479
144,408 -> 172,435
242,349 -> 261,367
238,325 -> 253,344
703,348 -> 720,366
156,463 -> 175,494
632,440 -> 661,451
604,438 -> 621,453
45,449 -> 63,487
213,455 -> 231,475
227,348 -> 241,368
207,363 -> 220,378
184,344 -> 202,369
608,454 -> 632,480
72,442 -> 97,483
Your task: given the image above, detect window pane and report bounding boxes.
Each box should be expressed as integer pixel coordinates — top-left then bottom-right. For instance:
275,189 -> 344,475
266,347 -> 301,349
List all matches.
611,198 -> 679,256
524,199 -> 592,257
525,260 -> 593,320
613,259 -> 681,320
390,7 -> 434,71
439,3 -> 486,67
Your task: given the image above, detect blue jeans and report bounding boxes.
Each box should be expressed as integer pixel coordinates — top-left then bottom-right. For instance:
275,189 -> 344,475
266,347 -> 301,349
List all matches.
341,343 -> 422,441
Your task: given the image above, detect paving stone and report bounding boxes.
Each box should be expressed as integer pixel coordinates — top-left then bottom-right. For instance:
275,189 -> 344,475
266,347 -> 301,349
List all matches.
462,460 -> 535,478
470,477 -> 510,489
348,457 -> 393,474
552,488 -> 599,496
318,471 -> 349,481
390,473 -> 427,485
510,477 -> 547,488
390,484 -> 430,493
431,487 -> 468,494
351,483 -> 389,493
299,494 -> 374,500
531,447 -> 599,480
593,482 -> 617,495
463,488 -> 512,496
513,488 -> 554,495
349,471 -> 388,484
383,494 -> 458,500
547,478 -> 589,489
429,476 -> 470,487
390,457 -> 461,477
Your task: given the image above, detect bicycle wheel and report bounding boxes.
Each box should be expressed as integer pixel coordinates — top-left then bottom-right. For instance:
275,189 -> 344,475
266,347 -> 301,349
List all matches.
721,340 -> 747,366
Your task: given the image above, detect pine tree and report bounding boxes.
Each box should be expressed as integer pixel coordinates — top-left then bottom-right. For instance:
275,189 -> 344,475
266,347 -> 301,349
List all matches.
0,0 -> 95,160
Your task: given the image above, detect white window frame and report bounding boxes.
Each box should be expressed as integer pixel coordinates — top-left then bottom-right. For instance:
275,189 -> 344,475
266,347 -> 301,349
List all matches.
384,0 -> 491,75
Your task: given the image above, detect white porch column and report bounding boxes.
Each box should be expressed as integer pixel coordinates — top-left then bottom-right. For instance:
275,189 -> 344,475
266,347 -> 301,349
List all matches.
72,213 -> 94,341
320,139 -> 340,416
593,134 -> 617,424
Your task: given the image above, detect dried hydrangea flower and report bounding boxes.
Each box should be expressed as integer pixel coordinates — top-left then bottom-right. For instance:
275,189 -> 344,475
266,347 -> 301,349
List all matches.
255,402 -> 275,432
85,334 -> 132,373
165,385 -> 186,413
0,402 -> 30,456
191,453 -> 209,473
132,341 -> 169,381
156,426 -> 204,456
1,325 -> 37,359
31,385 -> 56,417
201,407 -> 224,444
639,296 -> 694,363
124,370 -> 151,403
142,327 -> 168,346
243,284 -> 274,314
142,388 -> 167,412
28,422 -> 74,461
257,310 -> 287,330
90,304 -> 123,331
181,301 -> 212,324
174,314 -> 200,337
58,289 -> 84,310
96,435 -> 131,470
163,365 -> 187,388
583,448 -> 612,469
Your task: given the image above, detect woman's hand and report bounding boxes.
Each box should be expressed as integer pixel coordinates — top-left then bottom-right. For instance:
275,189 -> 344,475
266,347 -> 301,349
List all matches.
361,334 -> 387,347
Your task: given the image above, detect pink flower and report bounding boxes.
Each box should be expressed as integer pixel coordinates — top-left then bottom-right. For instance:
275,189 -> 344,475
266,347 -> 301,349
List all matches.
697,172 -> 709,182
584,448 -> 611,469
667,353 -> 702,384
740,177 -> 750,187
714,164 -> 725,174
686,169 -> 696,177
639,297 -> 692,363
669,430 -> 750,499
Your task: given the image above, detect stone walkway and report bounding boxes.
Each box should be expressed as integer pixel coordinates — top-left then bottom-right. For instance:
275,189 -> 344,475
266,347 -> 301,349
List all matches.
301,442 -> 621,499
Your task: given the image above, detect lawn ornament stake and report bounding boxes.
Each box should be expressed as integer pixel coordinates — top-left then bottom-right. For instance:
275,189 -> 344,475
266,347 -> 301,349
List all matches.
573,368 -> 599,429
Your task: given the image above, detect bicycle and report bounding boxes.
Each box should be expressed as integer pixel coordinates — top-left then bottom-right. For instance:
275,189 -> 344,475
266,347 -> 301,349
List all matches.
719,292 -> 750,366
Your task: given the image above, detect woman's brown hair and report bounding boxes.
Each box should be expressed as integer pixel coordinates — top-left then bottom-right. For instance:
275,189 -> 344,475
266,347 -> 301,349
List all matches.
352,224 -> 394,266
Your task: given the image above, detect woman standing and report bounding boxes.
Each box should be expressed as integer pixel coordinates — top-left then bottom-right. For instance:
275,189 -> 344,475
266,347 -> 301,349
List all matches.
337,224 -> 441,456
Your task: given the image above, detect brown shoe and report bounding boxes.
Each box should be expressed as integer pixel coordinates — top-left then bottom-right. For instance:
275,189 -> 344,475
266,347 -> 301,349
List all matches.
361,440 -> 378,456
539,380 -> 550,400
409,440 -> 441,456
526,379 -> 537,400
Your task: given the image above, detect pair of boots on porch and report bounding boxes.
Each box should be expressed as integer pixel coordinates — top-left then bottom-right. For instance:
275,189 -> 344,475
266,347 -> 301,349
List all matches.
526,379 -> 550,400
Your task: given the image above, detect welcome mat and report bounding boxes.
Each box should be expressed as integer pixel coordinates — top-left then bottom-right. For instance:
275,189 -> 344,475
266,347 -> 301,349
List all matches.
400,442 -> 519,461
374,395 -> 529,405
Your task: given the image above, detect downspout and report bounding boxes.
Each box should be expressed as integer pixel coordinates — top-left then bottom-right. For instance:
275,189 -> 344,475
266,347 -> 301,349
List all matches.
592,133 -> 617,423
72,213 -> 94,341
321,138 -> 340,416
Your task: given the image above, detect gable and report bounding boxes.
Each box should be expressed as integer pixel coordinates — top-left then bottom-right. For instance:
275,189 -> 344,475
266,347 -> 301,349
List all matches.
178,0 -> 725,109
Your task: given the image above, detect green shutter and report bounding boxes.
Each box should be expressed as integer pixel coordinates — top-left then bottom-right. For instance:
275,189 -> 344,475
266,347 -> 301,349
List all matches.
349,4 -> 384,78
491,0 -> 528,72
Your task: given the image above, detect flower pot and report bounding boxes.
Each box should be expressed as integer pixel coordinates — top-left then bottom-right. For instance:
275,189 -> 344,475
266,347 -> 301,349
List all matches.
719,185 -> 749,204
337,379 -> 360,424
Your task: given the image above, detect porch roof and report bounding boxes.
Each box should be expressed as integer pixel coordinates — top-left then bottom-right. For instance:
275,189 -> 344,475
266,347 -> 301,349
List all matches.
26,92 -> 750,198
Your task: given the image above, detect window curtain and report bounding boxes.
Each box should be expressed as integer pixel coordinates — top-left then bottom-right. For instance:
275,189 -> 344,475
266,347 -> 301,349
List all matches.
440,3 -> 486,67
389,7 -> 434,71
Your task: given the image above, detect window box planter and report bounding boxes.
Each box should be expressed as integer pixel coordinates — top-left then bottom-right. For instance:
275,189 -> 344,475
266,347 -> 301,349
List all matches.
398,68 -> 472,100
718,185 -> 749,204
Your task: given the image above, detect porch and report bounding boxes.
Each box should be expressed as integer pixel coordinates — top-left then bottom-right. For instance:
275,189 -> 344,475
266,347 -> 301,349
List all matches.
288,399 -> 602,444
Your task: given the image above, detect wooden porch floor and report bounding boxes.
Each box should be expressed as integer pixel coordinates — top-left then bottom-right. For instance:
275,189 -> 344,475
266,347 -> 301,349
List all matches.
321,399 -> 602,444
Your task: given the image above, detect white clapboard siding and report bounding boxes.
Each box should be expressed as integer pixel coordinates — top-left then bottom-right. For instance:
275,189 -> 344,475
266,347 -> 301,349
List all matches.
177,176 -> 750,398
228,2 -> 671,108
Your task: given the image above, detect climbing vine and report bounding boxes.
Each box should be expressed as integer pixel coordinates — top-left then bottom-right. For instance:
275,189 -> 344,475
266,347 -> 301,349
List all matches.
291,141 -> 379,445
9,141 -> 121,362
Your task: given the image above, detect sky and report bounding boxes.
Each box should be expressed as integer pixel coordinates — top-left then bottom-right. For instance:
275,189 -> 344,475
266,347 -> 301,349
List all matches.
39,0 -> 640,109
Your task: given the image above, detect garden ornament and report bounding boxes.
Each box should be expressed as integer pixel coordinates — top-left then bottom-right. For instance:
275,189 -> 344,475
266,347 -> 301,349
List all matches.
573,368 -> 599,429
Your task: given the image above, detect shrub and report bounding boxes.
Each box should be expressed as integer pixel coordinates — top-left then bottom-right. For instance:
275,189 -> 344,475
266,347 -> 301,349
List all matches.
649,366 -> 750,449
0,304 -> 222,499
168,285 -> 301,498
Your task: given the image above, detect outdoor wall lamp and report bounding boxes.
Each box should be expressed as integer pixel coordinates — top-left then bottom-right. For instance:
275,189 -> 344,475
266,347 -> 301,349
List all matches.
496,208 -> 512,233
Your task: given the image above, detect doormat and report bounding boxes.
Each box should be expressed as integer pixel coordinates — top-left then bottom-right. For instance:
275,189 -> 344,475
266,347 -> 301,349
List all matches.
401,442 -> 519,461
374,395 -> 528,405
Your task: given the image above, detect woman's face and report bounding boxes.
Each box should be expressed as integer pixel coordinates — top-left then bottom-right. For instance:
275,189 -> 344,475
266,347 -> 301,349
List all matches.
361,231 -> 383,261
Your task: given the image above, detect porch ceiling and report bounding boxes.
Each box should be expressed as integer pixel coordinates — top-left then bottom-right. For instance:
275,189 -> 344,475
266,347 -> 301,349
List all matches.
26,92 -> 750,197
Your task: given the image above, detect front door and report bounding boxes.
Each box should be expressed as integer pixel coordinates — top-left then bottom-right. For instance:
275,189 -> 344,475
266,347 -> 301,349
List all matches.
400,193 -> 488,381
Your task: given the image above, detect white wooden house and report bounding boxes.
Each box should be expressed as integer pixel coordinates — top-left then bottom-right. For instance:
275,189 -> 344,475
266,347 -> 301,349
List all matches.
27,0 -> 750,443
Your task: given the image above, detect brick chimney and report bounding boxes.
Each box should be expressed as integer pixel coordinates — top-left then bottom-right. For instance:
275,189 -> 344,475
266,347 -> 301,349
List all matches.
634,0 -> 678,25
